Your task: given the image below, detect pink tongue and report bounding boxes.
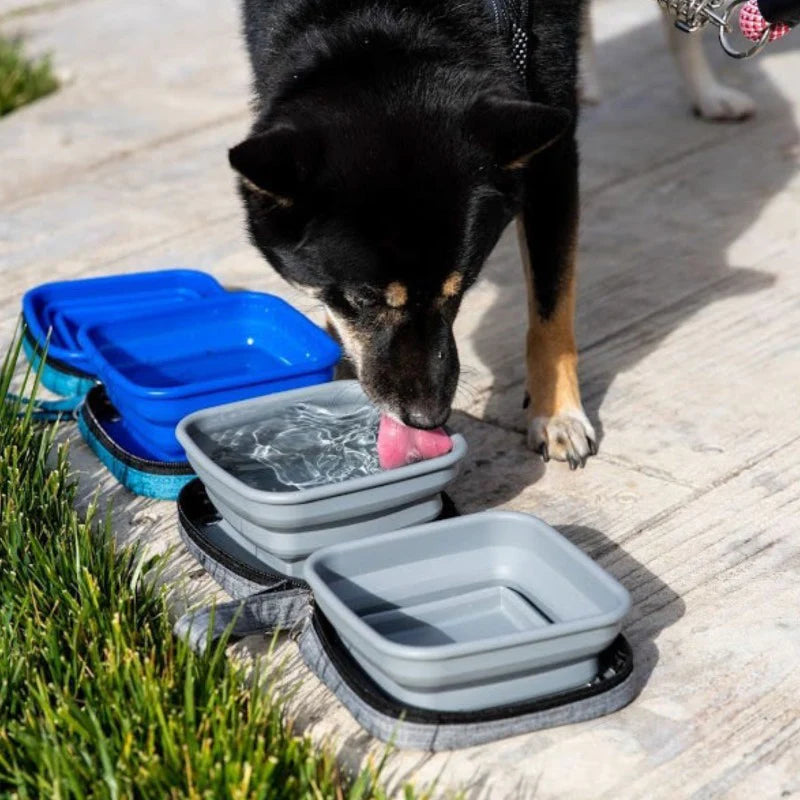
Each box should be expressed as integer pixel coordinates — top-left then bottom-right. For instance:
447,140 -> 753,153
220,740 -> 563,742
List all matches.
377,415 -> 453,470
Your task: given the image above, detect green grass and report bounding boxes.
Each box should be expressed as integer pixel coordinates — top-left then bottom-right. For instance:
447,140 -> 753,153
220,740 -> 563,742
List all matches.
0,334 -> 413,799
0,36 -> 58,117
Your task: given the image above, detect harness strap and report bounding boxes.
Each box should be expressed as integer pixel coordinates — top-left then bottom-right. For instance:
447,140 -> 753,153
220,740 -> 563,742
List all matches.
173,587 -> 311,652
487,0 -> 531,80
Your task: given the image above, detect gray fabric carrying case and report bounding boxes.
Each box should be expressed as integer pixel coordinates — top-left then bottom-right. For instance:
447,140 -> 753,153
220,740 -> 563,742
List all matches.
174,480 -> 638,751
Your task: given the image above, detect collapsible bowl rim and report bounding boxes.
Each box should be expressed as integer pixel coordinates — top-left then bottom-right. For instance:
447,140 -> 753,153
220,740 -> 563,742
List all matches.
176,380 -> 467,506
76,291 -> 341,401
22,268 -> 225,369
304,510 -> 632,663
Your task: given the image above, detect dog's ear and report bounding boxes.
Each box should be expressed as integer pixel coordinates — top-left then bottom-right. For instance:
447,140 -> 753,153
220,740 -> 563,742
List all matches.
468,95 -> 572,169
228,125 -> 320,205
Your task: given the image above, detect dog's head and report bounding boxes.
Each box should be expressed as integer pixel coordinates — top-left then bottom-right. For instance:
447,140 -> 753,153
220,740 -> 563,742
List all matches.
230,93 -> 569,427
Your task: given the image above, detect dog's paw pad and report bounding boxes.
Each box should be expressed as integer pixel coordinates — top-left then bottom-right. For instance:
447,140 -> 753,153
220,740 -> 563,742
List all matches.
693,84 -> 755,122
527,409 -> 597,470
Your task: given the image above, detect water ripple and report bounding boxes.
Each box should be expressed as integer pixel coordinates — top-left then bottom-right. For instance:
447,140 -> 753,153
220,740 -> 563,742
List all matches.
206,402 -> 381,492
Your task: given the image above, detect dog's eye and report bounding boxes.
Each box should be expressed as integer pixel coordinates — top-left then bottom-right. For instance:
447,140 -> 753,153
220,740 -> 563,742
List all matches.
345,288 -> 382,311
352,295 -> 379,310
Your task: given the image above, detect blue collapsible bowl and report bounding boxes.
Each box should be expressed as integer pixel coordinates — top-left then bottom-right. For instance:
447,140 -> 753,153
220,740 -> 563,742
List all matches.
22,269 -> 225,395
77,292 -> 341,461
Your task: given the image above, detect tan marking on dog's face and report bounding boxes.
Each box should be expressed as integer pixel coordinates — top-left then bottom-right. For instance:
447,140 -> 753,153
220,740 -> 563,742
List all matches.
325,307 -> 367,376
384,282 -> 408,308
441,272 -> 463,299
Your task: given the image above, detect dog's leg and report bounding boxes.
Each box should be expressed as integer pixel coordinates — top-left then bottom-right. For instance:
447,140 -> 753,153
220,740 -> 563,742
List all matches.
518,140 -> 596,468
579,2 -> 602,104
664,17 -> 755,121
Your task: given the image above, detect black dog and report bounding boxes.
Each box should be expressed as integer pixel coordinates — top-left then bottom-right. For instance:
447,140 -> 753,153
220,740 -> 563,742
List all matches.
230,0 -> 597,467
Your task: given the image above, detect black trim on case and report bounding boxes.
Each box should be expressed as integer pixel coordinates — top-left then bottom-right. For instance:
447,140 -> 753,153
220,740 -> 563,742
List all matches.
312,610 -> 634,726
178,478 -> 308,589
81,385 -> 194,475
178,479 -> 461,588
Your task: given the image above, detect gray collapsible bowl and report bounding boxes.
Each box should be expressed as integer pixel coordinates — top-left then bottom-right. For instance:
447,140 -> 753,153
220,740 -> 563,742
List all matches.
176,381 -> 467,576
304,511 -> 631,712
190,500 -> 446,579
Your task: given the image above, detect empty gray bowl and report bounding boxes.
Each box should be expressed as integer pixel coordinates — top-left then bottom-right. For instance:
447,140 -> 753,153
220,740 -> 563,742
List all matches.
176,381 -> 467,571
304,511 -> 631,712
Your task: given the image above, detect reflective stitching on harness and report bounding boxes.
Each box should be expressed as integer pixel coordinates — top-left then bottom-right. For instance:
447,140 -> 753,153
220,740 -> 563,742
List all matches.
489,0 -> 530,81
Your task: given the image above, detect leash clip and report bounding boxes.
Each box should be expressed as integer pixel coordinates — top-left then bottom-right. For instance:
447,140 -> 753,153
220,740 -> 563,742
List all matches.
659,0 -> 728,32
659,0 -> 785,58
718,0 -> 772,56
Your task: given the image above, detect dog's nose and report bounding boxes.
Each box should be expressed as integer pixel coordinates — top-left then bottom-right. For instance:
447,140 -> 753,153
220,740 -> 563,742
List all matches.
403,407 -> 449,430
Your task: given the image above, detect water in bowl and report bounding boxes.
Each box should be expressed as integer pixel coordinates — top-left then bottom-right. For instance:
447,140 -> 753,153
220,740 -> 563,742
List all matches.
206,402 -> 381,491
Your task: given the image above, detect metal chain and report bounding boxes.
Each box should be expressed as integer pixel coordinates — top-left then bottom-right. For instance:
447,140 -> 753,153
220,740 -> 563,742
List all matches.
657,0 -> 728,32
658,0 -> 778,57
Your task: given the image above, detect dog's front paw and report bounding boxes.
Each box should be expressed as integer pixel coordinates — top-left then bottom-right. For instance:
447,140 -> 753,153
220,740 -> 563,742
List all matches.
693,84 -> 755,122
526,408 -> 598,470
